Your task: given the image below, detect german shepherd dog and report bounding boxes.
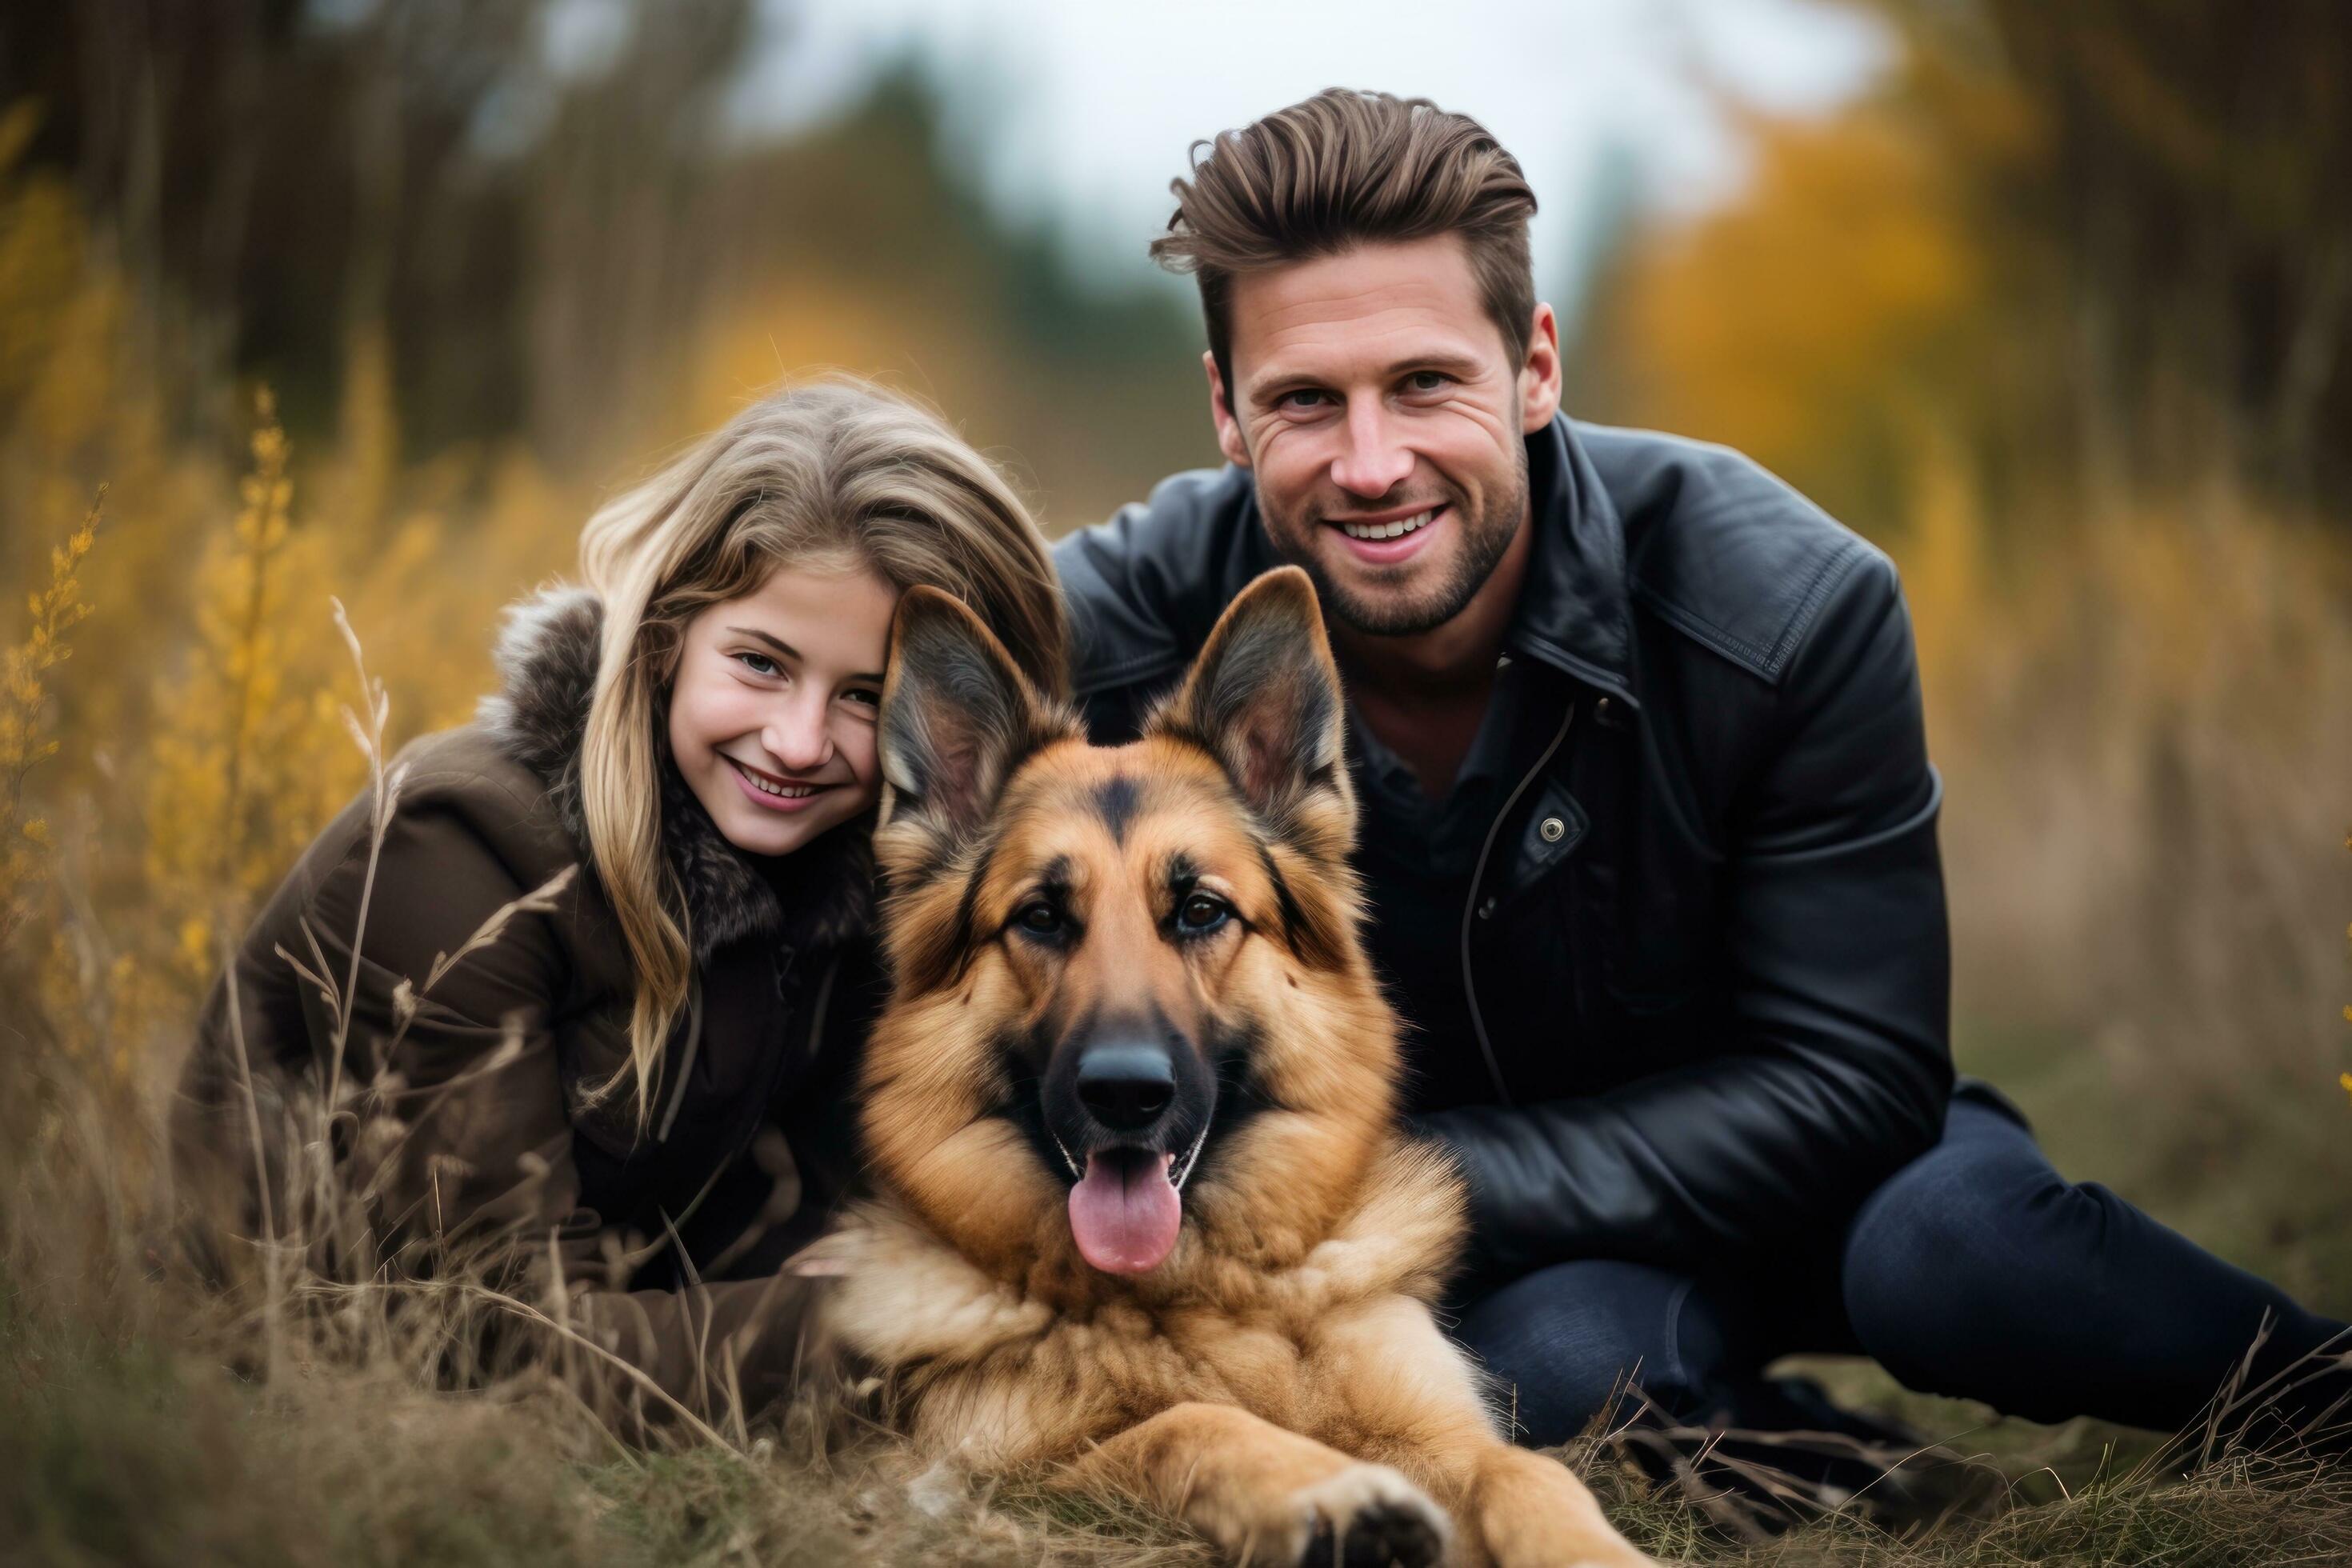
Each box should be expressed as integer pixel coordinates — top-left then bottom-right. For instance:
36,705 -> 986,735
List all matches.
798,570 -> 1655,1567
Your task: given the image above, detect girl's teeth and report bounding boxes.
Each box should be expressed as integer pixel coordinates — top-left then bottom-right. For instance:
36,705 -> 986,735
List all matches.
1341,509 -> 1434,542
739,763 -> 815,798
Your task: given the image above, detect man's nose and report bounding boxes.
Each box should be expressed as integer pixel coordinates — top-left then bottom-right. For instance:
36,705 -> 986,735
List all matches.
1329,401 -> 1413,498
762,695 -> 835,774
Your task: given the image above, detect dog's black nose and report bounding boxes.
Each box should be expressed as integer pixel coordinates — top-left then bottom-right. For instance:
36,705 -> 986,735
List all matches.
1076,1042 -> 1174,1132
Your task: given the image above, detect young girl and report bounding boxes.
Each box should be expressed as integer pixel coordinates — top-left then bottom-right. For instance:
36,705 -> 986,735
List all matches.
172,379 -> 1066,1413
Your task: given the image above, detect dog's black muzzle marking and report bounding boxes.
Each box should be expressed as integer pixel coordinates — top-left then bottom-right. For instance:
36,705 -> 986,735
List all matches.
1038,1011 -> 1218,1182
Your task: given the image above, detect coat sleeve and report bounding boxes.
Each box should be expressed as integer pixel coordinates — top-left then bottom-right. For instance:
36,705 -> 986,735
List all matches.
253,789 -> 826,1426
1420,550 -> 1954,1286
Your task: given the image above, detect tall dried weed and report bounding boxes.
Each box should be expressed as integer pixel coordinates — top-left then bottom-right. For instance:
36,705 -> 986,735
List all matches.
0,487 -> 97,948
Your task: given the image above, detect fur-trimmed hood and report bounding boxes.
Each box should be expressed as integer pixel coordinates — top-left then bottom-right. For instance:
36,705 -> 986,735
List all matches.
475,585 -> 874,962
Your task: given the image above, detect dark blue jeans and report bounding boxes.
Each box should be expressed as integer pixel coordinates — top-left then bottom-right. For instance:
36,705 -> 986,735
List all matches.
1454,1090 -> 2349,1446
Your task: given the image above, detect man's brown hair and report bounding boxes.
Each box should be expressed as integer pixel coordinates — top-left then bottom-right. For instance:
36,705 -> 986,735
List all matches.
1151,89 -> 1539,400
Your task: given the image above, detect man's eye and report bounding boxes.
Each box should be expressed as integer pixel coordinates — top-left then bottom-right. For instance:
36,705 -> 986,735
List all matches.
1016,902 -> 1065,937
1177,894 -> 1230,934
1406,371 -> 1452,393
1276,388 -> 1330,411
734,650 -> 780,677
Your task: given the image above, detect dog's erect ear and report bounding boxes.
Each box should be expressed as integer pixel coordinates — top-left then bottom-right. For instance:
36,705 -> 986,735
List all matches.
1158,567 -> 1348,823
880,587 -> 1054,844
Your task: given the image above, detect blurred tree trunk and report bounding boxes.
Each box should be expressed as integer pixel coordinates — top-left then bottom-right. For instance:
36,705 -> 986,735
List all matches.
524,0 -> 750,470
1974,0 -> 2352,509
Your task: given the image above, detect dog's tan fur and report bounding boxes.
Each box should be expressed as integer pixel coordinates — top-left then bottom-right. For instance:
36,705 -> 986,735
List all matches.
805,570 -> 1654,1566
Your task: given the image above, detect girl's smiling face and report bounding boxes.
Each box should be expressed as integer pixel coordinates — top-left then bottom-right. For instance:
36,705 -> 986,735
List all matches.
666,562 -> 899,858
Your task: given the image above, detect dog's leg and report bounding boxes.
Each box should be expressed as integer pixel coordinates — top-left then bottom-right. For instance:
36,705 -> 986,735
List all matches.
1458,1442 -> 1658,1568
1298,1299 -> 1659,1567
1062,1399 -> 1450,1567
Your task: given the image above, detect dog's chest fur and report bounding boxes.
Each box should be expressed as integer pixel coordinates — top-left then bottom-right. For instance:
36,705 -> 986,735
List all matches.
822,1139 -> 1471,1467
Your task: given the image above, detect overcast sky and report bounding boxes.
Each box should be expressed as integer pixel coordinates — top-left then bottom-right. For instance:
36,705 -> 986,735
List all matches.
723,0 -> 1894,303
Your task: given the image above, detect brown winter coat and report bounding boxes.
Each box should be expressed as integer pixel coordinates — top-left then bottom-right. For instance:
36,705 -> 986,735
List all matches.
171,586 -> 879,1418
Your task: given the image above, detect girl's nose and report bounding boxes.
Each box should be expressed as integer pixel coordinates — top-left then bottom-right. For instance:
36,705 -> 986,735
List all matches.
763,700 -> 835,774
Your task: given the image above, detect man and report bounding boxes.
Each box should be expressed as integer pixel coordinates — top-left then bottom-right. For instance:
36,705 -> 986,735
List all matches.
1054,88 -> 2346,1450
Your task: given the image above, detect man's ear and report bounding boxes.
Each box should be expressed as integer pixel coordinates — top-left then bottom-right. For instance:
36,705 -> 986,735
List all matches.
1519,301 -> 1563,433
1205,350 -> 1250,469
879,587 -> 1058,846
1154,567 -> 1347,826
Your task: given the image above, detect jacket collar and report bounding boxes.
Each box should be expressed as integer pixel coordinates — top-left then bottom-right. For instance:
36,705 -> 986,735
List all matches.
474,586 -> 873,963
1502,415 -> 1636,708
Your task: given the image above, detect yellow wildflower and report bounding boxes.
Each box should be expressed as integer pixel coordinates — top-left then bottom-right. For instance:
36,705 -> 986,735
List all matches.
0,489 -> 99,944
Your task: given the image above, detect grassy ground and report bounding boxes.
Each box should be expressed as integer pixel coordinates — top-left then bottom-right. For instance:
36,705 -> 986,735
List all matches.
5,1007 -> 2346,1567
10,1271 -> 2348,1568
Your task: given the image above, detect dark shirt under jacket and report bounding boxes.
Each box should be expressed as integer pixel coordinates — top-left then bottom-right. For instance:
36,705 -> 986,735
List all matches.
1350,667 -> 1540,1116
1342,429 -> 1577,1115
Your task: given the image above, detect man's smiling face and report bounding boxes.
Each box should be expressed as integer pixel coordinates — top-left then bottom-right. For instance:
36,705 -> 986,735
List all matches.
1207,231 -> 1559,638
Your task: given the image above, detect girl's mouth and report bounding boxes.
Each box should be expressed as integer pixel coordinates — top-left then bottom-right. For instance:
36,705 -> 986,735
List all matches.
725,755 -> 831,813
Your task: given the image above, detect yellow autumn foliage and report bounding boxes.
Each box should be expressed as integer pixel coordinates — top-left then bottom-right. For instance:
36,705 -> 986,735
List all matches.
1606,106 -> 1983,525
0,491 -> 98,947
0,134 -> 575,1088
142,394 -> 357,995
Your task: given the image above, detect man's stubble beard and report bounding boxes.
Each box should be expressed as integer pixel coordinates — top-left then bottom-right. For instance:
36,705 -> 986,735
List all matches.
1254,442 -> 1529,639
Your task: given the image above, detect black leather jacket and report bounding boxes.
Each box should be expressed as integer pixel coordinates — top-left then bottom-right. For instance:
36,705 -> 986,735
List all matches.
1054,415 -> 1954,1287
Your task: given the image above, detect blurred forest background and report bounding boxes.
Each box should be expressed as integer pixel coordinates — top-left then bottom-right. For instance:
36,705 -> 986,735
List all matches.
2,2 -> 2350,1554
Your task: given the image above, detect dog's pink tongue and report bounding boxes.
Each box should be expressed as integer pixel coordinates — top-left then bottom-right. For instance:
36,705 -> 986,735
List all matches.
1068,1151 -> 1181,1274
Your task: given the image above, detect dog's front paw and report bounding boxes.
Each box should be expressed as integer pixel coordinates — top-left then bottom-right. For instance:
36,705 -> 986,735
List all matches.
1273,1462 -> 1449,1567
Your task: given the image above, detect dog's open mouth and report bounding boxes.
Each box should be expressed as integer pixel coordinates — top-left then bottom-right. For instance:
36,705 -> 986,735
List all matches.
1046,1117 -> 1211,1276
1066,1146 -> 1181,1274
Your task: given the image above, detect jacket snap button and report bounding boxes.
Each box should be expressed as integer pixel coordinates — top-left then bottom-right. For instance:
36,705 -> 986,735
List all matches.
1594,695 -> 1614,722
1539,815 -> 1566,843
1477,896 -> 1498,920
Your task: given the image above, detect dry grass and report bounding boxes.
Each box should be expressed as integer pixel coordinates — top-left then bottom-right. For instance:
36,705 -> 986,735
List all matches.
10,1168 -> 2351,1568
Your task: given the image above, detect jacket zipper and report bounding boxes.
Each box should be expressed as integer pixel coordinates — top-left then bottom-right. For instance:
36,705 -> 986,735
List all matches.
644,951 -> 843,1261
654,948 -> 839,1147
1458,698 -> 1576,1110
802,957 -> 839,1066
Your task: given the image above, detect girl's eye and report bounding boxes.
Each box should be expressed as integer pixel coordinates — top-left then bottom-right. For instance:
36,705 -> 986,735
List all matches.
1016,902 -> 1065,937
842,688 -> 881,710
1177,894 -> 1230,934
734,650 -> 780,678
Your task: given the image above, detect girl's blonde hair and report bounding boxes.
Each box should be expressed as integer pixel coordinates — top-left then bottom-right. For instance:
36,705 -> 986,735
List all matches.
575,378 -> 1066,1121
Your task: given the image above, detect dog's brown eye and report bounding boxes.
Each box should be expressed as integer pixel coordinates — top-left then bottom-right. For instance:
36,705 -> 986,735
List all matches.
1177,894 -> 1230,934
1016,902 -> 1064,936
